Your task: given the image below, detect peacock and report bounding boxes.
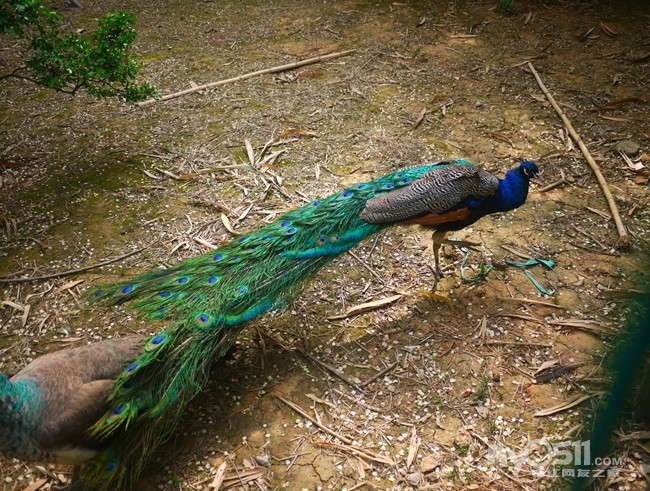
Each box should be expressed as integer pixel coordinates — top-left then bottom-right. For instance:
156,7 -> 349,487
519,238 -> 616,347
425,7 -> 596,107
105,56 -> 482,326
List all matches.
1,159 -> 538,489
0,336 -> 144,465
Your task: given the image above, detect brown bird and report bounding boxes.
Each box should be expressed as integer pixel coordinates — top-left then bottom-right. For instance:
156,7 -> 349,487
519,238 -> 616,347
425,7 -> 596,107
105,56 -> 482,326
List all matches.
0,336 -> 144,465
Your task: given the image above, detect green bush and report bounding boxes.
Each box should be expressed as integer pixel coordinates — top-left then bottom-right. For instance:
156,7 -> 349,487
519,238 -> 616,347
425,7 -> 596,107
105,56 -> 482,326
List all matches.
0,0 -> 156,102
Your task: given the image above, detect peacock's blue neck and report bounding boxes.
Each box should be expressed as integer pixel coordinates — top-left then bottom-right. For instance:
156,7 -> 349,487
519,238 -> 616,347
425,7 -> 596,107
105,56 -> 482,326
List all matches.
0,375 -> 43,453
479,168 -> 531,215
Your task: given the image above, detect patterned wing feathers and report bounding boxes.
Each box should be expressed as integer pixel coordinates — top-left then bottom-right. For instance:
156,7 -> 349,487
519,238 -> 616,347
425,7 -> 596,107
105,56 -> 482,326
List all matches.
360,164 -> 499,224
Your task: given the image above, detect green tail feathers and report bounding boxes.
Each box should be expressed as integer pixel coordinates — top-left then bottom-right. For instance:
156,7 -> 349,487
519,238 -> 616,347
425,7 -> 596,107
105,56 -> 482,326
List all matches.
82,164 -> 446,489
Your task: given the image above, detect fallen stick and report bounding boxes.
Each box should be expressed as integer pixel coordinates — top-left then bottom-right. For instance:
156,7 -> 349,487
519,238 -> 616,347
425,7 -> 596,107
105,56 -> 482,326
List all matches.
527,62 -> 630,248
138,49 -> 357,107
497,296 -> 568,309
0,247 -> 147,283
275,395 -> 353,445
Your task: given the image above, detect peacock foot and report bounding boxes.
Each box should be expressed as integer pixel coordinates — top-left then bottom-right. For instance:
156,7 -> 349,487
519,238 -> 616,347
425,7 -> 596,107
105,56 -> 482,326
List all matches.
417,289 -> 453,307
438,238 -> 482,250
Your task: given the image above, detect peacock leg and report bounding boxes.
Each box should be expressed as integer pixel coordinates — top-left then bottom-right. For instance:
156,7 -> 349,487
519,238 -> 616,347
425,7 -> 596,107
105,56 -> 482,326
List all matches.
431,230 -> 447,291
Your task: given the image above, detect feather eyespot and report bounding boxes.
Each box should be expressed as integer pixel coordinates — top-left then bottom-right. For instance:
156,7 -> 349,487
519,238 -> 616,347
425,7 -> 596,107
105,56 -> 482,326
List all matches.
234,286 -> 248,297
107,462 -> 117,473
158,291 -> 170,298
213,253 -> 225,262
195,313 -> 213,328
342,190 -> 353,198
312,200 -> 322,207
401,178 -> 411,184
330,235 -> 340,243
357,183 -> 367,189
121,285 -> 134,294
384,183 -> 394,189
208,276 -> 220,284
151,335 -> 165,345
286,227 -> 297,235
177,277 -> 189,284
284,236 -> 296,244
317,235 -> 327,245
280,220 -> 291,227
126,362 -> 139,372
112,405 -> 125,415
145,334 -> 168,351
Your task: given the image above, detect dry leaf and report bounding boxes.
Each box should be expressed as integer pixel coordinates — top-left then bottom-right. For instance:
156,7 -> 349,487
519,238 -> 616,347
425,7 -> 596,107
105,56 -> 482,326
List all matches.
548,318 -> 615,335
222,467 -> 266,488
406,427 -> 419,469
1,300 -> 30,327
413,107 -> 427,129
535,393 -> 595,417
23,478 -> 48,491
534,358 -> 559,375
601,22 -> 618,37
619,431 -> 650,442
209,461 -> 227,490
245,140 -> 256,166
278,128 -> 320,138
193,237 -> 219,250
53,279 -> 84,295
316,441 -> 396,465
600,115 -> 631,122
585,206 -> 612,219
596,97 -> 646,111
328,294 -> 402,320
220,213 -> 236,234
143,169 -> 160,179
487,131 -> 513,146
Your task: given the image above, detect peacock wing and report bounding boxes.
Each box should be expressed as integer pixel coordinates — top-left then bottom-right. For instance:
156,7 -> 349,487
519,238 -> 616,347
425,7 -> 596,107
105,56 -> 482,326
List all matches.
38,379 -> 114,459
359,164 -> 499,224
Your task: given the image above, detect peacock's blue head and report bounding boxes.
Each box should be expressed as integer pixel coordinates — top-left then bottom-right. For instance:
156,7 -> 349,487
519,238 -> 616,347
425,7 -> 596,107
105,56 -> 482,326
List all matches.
517,160 -> 539,179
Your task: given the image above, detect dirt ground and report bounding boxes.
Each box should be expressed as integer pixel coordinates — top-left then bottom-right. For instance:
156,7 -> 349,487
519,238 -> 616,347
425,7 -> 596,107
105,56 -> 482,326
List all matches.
1,0 -> 649,490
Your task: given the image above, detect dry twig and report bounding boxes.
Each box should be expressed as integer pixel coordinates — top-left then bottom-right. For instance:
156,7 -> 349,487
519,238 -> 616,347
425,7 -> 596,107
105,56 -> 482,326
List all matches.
138,50 -> 357,106
275,395 -> 353,444
527,62 -> 629,247
0,247 -> 147,284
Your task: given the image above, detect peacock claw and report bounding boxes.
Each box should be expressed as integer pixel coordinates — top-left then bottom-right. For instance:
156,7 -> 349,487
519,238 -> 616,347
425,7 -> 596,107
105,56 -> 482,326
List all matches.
418,289 -> 453,307
430,230 -> 485,291
439,238 -> 482,251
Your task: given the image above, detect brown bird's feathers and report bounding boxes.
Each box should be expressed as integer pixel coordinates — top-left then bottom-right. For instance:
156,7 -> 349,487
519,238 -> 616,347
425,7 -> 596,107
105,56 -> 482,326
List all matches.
405,207 -> 474,227
1,336 -> 145,464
